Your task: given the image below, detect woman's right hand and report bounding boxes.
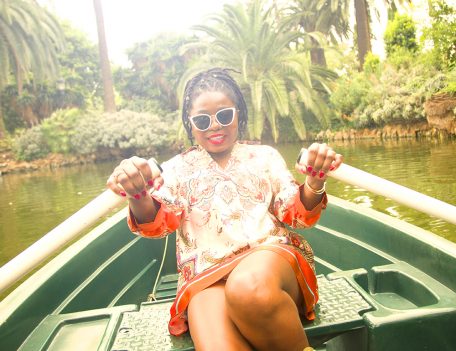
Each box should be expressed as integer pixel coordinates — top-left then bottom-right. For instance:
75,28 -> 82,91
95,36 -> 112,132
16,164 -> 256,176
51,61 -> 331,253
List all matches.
106,156 -> 163,200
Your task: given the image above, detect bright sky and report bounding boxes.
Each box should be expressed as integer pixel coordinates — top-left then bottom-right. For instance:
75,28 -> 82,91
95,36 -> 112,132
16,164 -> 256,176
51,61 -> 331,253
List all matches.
44,0 -> 234,66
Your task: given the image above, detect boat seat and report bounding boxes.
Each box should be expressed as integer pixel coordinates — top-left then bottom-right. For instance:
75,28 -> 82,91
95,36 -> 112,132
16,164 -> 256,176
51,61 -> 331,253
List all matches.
109,274 -> 373,350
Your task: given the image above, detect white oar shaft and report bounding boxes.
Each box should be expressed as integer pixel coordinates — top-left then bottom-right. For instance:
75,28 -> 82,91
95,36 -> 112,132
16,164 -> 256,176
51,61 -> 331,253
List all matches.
328,163 -> 456,225
0,190 -> 125,293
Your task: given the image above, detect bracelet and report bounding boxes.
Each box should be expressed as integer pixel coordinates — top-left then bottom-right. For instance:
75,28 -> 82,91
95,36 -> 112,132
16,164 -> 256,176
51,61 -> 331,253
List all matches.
305,177 -> 326,195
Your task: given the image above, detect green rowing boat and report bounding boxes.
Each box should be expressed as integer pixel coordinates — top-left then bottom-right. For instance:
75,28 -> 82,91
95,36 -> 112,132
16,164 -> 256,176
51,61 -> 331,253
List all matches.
1,194 -> 456,351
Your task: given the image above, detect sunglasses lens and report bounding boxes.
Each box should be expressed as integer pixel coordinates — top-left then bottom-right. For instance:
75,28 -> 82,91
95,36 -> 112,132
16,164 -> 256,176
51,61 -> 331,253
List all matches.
216,108 -> 235,125
192,115 -> 211,130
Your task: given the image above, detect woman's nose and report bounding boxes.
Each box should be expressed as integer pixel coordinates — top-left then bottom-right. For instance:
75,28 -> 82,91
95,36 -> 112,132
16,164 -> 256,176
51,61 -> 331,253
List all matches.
209,115 -> 222,130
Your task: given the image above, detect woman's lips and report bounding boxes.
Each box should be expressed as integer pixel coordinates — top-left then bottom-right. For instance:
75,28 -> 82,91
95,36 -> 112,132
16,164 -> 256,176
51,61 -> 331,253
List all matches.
207,133 -> 225,145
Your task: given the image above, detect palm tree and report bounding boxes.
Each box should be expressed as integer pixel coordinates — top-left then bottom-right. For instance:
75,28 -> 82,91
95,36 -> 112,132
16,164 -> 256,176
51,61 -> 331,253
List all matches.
0,0 -> 64,135
93,0 -> 116,112
186,0 -> 336,141
286,0 -> 351,67
0,0 -> 63,94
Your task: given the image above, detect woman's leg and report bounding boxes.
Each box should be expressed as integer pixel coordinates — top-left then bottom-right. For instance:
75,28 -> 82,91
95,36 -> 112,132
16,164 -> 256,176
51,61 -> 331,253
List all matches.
224,250 -> 311,351
187,280 -> 253,351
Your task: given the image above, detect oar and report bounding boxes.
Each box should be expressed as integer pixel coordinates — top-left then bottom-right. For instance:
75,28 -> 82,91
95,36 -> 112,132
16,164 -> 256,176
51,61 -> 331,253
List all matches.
0,189 -> 126,293
1,158 -> 455,293
0,159 -> 161,294
326,162 -> 456,226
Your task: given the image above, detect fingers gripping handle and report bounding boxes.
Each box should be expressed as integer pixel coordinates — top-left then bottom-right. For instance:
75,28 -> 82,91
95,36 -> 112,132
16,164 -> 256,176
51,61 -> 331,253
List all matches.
148,158 -> 163,173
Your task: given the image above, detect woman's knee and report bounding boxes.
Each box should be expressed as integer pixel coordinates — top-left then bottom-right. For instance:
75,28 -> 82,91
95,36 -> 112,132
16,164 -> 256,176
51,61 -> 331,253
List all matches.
225,270 -> 281,319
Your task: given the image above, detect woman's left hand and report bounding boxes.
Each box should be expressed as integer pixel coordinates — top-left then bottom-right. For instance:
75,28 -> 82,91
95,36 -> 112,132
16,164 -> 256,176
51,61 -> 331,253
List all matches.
295,143 -> 343,188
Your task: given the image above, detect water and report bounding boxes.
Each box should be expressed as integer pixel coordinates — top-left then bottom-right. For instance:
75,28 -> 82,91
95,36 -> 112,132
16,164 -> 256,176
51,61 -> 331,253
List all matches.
1,139 -> 455,269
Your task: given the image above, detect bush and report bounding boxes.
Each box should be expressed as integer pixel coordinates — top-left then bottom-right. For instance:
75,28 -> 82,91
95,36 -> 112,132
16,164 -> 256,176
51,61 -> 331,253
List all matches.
70,109 -> 179,157
384,13 -> 418,56
363,53 -> 381,76
41,108 -> 82,154
330,75 -> 372,118
12,108 -> 180,161
331,57 -> 446,128
13,127 -> 50,161
386,47 -> 416,70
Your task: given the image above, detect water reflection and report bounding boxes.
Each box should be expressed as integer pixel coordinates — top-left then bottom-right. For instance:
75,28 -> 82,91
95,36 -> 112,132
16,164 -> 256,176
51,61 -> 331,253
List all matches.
1,139 -> 455,268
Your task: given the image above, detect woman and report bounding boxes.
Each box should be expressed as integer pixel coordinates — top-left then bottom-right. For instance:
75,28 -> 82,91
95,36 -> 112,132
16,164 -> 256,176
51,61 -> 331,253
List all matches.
107,68 -> 343,351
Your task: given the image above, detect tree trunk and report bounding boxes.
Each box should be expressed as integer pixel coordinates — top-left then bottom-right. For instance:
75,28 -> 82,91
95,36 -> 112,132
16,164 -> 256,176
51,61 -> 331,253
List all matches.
0,95 -> 7,139
354,0 -> 372,70
93,0 -> 116,113
310,47 -> 327,67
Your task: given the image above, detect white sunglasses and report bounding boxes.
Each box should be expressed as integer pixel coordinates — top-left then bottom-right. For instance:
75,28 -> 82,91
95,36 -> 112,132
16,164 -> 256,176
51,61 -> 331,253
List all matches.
189,107 -> 237,131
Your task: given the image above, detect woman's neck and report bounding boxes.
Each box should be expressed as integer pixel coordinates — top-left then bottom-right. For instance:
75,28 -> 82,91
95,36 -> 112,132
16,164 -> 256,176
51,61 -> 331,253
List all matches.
207,144 -> 236,169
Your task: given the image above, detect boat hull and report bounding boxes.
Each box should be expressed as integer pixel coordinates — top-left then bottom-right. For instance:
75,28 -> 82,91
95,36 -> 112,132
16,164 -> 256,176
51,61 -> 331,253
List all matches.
1,196 -> 456,350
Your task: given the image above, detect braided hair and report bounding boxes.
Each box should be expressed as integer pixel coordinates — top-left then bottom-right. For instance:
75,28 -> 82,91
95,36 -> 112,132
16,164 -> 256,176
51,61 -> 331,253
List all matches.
181,68 -> 248,143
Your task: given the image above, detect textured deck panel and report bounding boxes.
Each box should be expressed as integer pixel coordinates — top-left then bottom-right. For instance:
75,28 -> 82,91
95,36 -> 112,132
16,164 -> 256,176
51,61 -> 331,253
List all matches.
110,275 -> 372,350
110,301 -> 193,351
317,276 -> 372,322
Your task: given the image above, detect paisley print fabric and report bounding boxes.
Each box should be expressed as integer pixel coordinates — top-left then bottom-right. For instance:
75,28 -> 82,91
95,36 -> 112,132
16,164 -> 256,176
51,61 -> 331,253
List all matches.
128,142 -> 327,290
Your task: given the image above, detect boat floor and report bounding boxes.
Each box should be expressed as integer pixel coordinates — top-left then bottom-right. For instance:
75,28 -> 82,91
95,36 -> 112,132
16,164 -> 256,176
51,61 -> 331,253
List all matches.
19,274 -> 373,351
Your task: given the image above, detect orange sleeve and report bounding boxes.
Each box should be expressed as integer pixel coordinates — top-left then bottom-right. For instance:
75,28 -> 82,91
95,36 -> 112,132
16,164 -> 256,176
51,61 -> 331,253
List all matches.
127,204 -> 181,238
281,183 -> 328,228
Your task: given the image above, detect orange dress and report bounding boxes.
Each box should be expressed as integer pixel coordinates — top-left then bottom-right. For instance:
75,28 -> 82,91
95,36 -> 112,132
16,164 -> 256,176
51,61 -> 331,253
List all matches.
128,143 -> 327,335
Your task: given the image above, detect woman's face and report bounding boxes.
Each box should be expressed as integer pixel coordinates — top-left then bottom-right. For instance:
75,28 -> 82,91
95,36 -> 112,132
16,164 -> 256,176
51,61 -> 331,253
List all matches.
189,91 -> 239,159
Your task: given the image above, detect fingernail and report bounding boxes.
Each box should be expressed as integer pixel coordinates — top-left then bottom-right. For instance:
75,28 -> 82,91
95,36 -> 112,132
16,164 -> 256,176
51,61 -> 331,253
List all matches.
298,167 -> 306,174
141,190 -> 148,197
330,165 -> 335,171
134,193 -> 141,200
147,179 -> 154,186
120,191 -> 126,197
311,170 -> 317,177
319,171 -> 325,178
156,183 -> 161,191
307,166 -> 313,173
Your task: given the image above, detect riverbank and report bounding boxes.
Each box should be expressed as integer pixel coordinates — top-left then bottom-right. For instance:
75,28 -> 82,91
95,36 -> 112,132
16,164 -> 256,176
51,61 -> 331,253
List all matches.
311,121 -> 455,141
1,105 -> 454,175
0,150 -> 97,175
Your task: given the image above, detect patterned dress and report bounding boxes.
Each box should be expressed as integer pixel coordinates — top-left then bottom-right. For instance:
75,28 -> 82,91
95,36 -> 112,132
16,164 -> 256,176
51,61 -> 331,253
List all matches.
128,142 -> 327,335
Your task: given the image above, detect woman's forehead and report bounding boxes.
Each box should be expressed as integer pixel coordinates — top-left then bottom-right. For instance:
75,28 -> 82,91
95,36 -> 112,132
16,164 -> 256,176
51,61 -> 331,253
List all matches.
190,91 -> 235,111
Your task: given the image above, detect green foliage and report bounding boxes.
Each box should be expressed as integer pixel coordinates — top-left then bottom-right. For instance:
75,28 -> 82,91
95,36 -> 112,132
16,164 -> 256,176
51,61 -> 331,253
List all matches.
384,13 -> 417,56
114,33 -> 196,112
57,22 -> 102,109
439,69 -> 456,94
422,0 -> 456,70
0,0 -> 64,91
13,127 -> 50,161
363,53 -> 381,76
1,86 -> 25,132
330,53 -> 456,128
0,21 -> 101,134
70,110 -> 178,157
12,109 -> 179,160
330,75 -> 371,117
41,108 -> 81,154
386,47 -> 416,70
116,97 -> 165,114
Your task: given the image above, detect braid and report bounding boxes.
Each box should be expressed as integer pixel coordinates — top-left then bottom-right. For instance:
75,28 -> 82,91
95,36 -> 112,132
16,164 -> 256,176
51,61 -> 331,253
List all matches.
181,68 -> 248,143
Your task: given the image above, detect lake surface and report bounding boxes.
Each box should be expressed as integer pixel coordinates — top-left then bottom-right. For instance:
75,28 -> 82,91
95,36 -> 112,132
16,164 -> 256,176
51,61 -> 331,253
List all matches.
1,138 -> 455,269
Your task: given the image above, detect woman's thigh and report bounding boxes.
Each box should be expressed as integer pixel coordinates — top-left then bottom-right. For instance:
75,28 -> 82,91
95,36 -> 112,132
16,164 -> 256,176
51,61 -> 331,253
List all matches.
187,281 -> 252,351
